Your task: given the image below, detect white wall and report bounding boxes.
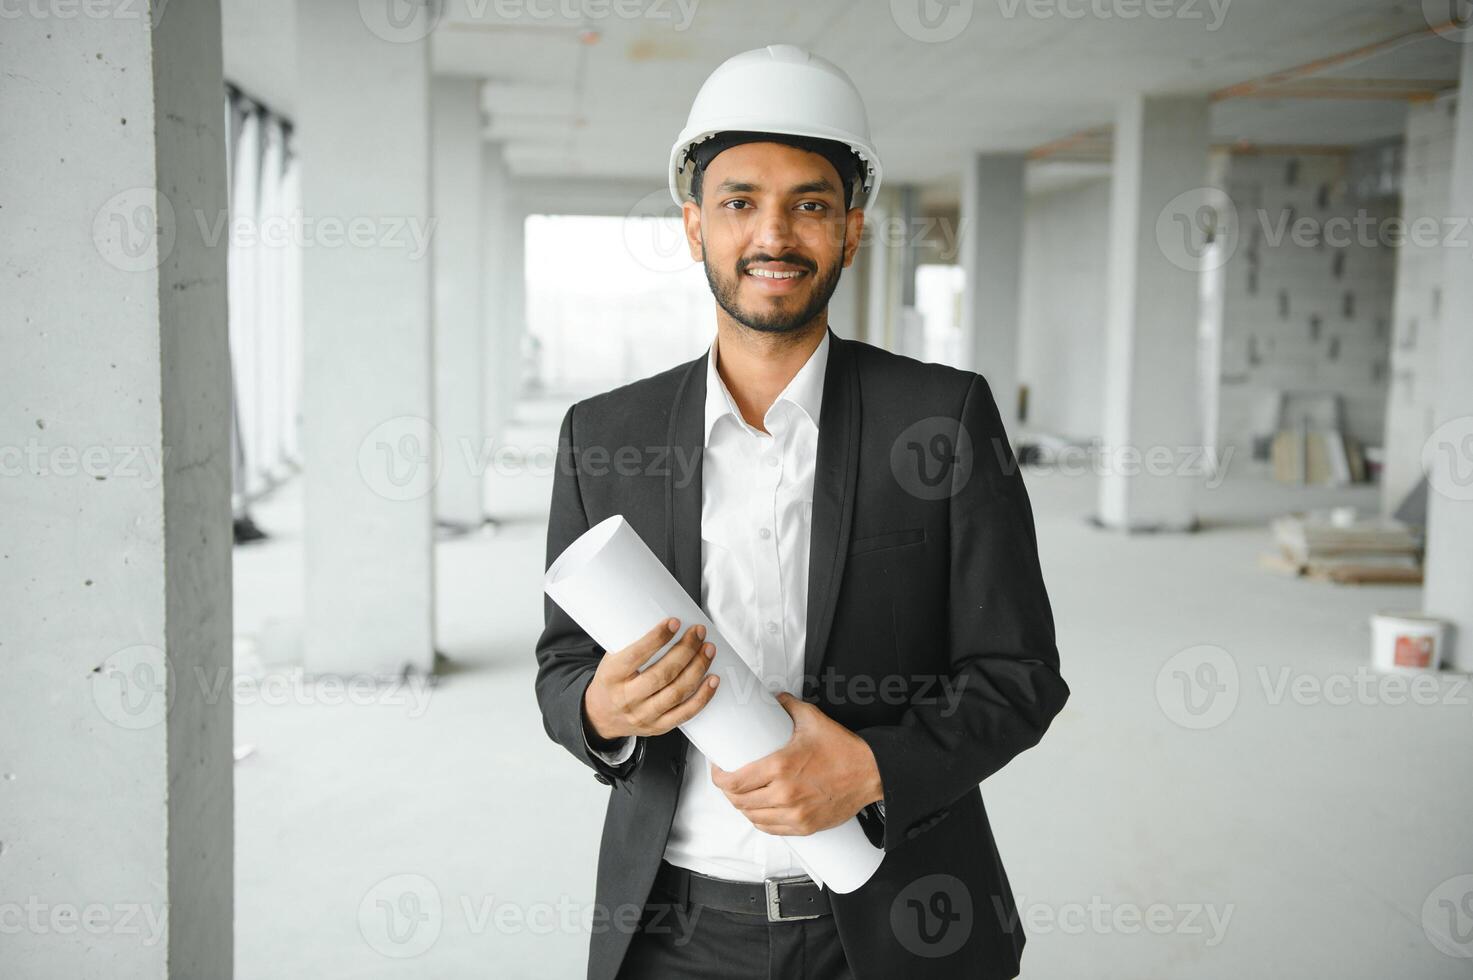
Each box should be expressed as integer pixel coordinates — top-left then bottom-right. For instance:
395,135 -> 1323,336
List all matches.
1213,151 -> 1397,460
1018,177 -> 1112,440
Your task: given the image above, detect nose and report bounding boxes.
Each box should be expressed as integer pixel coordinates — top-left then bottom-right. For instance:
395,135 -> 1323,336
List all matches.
751,202 -> 799,256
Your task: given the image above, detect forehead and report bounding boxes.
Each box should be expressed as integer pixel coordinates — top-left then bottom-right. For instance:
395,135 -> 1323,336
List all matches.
703,141 -> 843,192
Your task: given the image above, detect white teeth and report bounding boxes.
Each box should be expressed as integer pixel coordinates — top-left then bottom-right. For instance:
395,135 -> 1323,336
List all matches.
748,268 -> 803,279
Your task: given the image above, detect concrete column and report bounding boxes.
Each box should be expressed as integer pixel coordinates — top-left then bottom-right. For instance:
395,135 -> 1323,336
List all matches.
959,154 -> 1026,425
500,216 -> 527,438
899,185 -> 921,311
298,0 -> 436,674
1424,41 -> 1473,671
1381,99 -> 1454,521
831,178 -> 889,341
894,185 -> 925,359
1095,95 -> 1210,532
828,247 -> 863,341
481,144 -> 524,460
0,4 -> 232,976
863,185 -> 903,350
432,78 -> 485,531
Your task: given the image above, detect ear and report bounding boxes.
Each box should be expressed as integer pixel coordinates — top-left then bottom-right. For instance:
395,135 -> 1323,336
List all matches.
841,206 -> 865,269
682,199 -> 704,261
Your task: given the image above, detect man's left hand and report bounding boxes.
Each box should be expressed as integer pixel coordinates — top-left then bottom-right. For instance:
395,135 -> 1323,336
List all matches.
711,692 -> 884,836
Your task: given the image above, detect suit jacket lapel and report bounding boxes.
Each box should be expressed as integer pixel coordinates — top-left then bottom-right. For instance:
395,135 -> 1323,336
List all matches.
664,327 -> 860,689
666,348 -> 706,613
803,329 -> 860,684
653,350 -> 705,774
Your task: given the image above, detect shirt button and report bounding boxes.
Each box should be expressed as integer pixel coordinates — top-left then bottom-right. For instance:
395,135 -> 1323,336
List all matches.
759,527 -> 772,539
765,621 -> 779,634
764,455 -> 778,467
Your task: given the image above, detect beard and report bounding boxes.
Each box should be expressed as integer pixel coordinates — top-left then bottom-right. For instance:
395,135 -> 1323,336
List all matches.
703,242 -> 844,336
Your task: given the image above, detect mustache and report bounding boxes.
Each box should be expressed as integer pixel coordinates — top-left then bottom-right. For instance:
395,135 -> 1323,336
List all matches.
738,253 -> 816,274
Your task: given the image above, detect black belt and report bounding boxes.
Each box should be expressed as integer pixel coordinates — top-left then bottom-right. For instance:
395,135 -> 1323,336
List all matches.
655,860 -> 832,923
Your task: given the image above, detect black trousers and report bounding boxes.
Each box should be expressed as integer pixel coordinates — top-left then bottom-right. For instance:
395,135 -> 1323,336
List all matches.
614,864 -> 854,980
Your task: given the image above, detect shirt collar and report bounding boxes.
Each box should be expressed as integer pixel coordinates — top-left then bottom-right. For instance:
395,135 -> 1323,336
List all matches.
703,328 -> 830,447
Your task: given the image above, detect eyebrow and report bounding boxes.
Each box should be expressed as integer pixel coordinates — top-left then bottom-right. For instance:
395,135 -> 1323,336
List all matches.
715,177 -> 840,197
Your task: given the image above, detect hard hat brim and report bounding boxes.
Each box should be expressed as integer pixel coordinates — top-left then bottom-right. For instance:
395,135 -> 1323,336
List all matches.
668,120 -> 883,212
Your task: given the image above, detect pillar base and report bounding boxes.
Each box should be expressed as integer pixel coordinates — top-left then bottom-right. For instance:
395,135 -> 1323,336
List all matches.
1087,514 -> 1201,534
435,517 -> 492,540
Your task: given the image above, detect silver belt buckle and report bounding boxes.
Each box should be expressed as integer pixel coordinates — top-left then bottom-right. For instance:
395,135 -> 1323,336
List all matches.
764,874 -> 821,922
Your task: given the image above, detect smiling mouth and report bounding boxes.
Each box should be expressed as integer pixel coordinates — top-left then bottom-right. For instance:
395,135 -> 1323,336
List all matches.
742,260 -> 813,293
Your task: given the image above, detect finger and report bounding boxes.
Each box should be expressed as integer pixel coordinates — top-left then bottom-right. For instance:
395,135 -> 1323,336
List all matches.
647,672 -> 719,732
645,624 -> 706,692
629,624 -> 704,701
722,782 -> 791,812
642,638 -> 715,720
613,617 -> 682,675
716,757 -> 776,795
776,691 -> 816,726
743,808 -> 803,836
751,806 -> 826,837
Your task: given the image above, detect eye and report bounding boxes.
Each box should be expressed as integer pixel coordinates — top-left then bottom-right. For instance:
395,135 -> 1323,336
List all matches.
796,201 -> 827,213
723,199 -> 753,211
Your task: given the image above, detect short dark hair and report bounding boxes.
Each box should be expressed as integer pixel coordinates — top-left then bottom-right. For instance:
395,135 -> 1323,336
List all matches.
687,130 -> 862,209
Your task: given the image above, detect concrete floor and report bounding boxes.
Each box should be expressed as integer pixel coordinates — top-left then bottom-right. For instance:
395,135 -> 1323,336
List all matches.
233,394 -> 1472,979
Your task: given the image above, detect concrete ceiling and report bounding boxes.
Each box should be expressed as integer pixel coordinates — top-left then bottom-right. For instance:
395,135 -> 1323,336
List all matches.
223,0 -> 1463,195
1209,31 -> 1459,147
221,0 -> 297,118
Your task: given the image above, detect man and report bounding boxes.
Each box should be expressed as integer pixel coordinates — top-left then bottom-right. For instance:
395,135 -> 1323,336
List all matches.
534,44 -> 1069,980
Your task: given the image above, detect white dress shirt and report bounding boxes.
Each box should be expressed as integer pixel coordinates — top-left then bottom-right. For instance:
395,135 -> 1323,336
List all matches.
586,328 -> 829,883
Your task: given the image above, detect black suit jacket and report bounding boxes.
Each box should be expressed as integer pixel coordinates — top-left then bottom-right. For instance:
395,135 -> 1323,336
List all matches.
534,327 -> 1070,980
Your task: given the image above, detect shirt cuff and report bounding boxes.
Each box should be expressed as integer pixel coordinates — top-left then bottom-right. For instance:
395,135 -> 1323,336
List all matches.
583,725 -> 637,767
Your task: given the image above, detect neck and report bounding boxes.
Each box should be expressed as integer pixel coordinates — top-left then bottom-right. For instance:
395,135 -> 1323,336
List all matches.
711,315 -> 826,435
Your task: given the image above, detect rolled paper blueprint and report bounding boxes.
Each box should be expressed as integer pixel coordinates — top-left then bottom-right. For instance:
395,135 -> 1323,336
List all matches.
545,514 -> 884,894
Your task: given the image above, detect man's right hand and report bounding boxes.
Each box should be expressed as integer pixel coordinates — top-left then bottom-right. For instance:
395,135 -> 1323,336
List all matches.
583,617 -> 719,742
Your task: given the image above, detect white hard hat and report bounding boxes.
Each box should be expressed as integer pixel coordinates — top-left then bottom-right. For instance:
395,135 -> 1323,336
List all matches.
668,44 -> 883,211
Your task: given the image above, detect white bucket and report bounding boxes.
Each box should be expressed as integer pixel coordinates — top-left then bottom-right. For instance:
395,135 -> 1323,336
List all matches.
1370,611 -> 1448,673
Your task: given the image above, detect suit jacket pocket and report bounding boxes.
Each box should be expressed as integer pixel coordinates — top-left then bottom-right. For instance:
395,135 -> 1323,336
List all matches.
848,527 -> 926,556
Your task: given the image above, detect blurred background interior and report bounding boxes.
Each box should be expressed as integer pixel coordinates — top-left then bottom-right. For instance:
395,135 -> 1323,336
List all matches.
5,1 -> 1473,977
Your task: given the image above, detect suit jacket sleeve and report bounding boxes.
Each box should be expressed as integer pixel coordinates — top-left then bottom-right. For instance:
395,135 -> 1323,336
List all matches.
855,374 -> 1070,850
534,402 -> 647,783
